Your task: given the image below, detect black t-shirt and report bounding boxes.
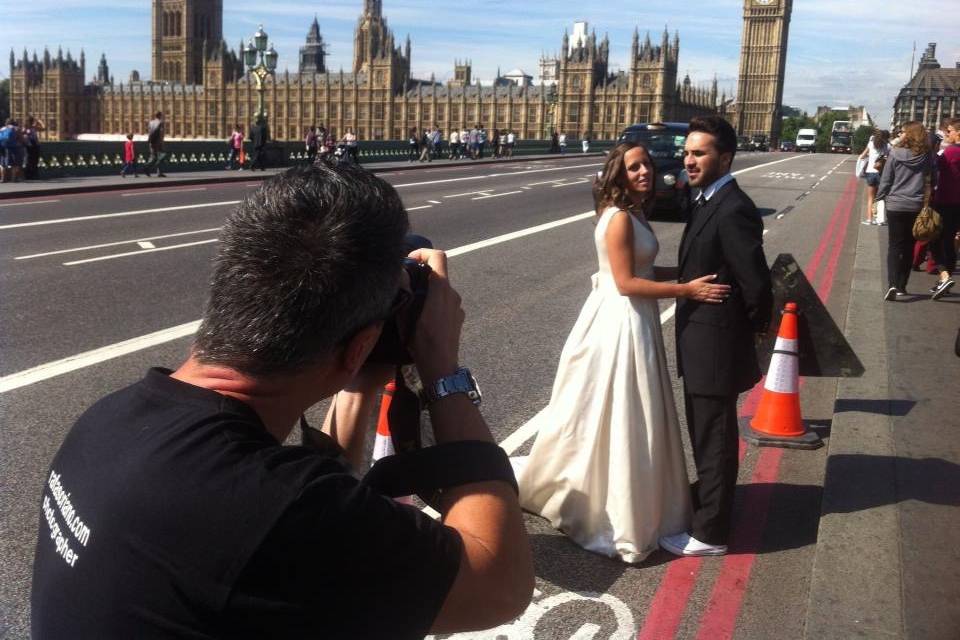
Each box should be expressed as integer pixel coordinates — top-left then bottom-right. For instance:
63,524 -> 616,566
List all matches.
32,369 -> 462,639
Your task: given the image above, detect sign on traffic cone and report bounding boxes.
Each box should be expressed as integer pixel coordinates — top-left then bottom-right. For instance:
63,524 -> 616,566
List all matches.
742,302 -> 823,449
372,381 -> 414,504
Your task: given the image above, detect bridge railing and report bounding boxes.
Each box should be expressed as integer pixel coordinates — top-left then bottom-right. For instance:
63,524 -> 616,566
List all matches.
25,139 -> 614,178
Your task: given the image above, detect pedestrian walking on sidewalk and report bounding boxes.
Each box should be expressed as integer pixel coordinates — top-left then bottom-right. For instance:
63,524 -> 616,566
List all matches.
559,131 -> 567,155
121,133 -> 138,177
143,112 -> 167,177
304,126 -> 318,166
227,125 -> 244,170
249,116 -> 270,171
660,115 -> 773,558
929,118 -> 960,300
23,116 -> 45,180
0,119 -> 24,183
858,129 -> 891,225
877,121 -> 937,301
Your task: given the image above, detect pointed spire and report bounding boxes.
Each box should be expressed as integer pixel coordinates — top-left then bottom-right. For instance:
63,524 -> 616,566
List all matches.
9,49 -> 14,74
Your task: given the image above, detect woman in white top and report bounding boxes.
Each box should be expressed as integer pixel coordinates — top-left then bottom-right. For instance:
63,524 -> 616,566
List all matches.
515,142 -> 730,563
858,129 -> 891,224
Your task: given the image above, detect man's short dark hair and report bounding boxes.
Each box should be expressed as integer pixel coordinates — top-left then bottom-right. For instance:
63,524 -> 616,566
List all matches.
155,111 -> 163,119
689,115 -> 738,158
194,164 -> 410,375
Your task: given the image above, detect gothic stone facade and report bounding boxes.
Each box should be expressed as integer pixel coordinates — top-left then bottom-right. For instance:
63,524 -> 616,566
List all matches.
892,43 -> 960,131
734,0 -> 792,146
10,0 -> 719,142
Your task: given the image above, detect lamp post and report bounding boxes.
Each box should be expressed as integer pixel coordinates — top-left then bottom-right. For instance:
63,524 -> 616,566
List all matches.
243,24 -> 279,122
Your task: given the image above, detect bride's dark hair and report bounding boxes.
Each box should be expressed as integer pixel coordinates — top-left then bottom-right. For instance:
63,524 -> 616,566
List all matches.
594,142 -> 657,216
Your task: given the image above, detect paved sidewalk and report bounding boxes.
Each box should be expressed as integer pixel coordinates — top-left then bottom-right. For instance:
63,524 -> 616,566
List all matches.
805,219 -> 960,639
0,152 -> 604,200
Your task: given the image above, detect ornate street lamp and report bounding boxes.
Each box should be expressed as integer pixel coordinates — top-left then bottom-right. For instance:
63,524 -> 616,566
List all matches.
244,24 -> 278,121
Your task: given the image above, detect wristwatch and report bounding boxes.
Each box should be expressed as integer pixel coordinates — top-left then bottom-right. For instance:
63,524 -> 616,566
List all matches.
422,367 -> 482,406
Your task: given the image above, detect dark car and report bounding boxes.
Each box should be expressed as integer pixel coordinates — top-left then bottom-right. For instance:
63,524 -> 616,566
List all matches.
780,140 -> 796,152
737,135 -> 752,152
618,122 -> 689,216
750,135 -> 769,152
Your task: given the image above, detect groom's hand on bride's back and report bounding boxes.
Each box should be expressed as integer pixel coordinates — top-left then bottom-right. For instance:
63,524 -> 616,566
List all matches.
684,274 -> 732,304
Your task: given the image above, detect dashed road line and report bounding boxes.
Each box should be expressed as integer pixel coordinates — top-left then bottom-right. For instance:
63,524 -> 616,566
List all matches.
63,238 -> 219,266
122,188 -> 207,197
0,199 -> 61,207
406,205 -> 432,211
471,190 -> 523,200
0,200 -> 240,230
15,227 -> 222,260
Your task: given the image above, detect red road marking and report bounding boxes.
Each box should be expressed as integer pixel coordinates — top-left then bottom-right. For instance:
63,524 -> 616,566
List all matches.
637,174 -> 858,639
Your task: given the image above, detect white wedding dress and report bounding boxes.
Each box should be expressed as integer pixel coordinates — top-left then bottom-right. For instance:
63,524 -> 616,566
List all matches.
517,206 -> 692,563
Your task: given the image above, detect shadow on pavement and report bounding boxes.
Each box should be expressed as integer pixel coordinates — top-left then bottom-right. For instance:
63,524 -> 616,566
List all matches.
823,454 -> 960,512
528,533 -> 631,594
834,398 -> 916,416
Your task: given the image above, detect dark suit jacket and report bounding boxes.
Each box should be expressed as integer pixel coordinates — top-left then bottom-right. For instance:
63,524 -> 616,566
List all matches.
676,179 -> 772,396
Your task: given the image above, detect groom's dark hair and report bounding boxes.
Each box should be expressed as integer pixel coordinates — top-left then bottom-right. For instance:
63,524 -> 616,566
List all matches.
689,115 -> 737,159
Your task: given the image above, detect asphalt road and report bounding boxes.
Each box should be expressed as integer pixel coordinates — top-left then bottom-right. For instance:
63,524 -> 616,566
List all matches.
0,151 -> 861,639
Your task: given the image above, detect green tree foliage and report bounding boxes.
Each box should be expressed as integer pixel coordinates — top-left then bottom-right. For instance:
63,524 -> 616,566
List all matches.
0,79 -> 9,124
816,112 -> 844,152
781,114 -> 815,146
852,125 -> 874,154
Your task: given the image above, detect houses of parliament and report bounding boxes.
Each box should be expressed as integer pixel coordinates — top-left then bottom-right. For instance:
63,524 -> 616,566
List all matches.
8,0 -> 791,143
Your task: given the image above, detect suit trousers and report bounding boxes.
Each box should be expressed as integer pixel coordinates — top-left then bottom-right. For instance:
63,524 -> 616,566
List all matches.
684,388 -> 740,546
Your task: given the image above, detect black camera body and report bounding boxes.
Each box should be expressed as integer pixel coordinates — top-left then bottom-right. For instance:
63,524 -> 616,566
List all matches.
365,234 -> 433,365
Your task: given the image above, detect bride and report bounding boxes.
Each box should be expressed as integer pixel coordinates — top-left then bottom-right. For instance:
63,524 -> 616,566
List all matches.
516,142 -> 730,563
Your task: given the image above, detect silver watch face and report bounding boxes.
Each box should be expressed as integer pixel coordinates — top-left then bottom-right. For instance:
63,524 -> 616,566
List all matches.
431,368 -> 481,405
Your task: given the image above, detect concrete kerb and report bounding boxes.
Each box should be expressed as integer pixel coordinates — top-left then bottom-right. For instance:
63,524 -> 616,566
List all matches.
803,195 -> 904,638
0,152 -> 608,200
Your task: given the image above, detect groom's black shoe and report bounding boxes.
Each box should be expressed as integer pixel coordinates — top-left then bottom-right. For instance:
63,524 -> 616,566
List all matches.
659,532 -> 727,557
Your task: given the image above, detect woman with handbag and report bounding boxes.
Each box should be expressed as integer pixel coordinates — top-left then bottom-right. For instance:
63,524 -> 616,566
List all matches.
858,129 -> 890,225
876,121 -> 936,301
928,118 -> 960,300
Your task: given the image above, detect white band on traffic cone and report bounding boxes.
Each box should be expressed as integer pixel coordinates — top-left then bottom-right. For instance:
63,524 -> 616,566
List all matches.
773,337 -> 798,354
763,352 -> 799,394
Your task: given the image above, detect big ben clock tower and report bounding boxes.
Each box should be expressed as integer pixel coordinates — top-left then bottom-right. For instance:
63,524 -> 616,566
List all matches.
735,0 -> 792,146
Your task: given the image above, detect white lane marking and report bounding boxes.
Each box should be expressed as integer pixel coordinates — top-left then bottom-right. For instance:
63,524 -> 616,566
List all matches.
63,238 -> 218,266
427,200 -> 442,204
122,188 -> 207,197
392,162 -> 601,188
0,320 -> 201,393
522,186 -> 532,190
137,241 -> 156,249
3,209 -> 602,391
0,199 -> 61,207
447,210 -> 593,259
763,229 -> 770,236
0,200 -> 240,230
552,180 -> 590,188
731,154 -> 804,176
406,205 -> 432,211
527,179 -> 568,186
15,227 -> 222,260
443,190 -> 490,198
471,190 -> 523,200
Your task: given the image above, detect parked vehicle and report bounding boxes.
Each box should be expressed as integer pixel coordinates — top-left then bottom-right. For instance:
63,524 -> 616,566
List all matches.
830,120 -> 852,153
796,128 -> 817,153
737,135 -> 752,152
780,140 -> 797,152
618,122 -> 689,216
750,134 -> 769,152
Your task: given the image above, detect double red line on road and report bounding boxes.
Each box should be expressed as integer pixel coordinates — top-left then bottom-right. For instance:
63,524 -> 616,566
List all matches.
638,175 -> 859,640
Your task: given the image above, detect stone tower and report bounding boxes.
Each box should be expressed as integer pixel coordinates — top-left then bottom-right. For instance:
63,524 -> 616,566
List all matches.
151,0 -> 223,84
299,16 -> 327,75
735,0 -> 792,145
353,0 -> 387,74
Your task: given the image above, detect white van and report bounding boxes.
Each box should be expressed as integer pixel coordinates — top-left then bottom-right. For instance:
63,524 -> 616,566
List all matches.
796,128 -> 817,153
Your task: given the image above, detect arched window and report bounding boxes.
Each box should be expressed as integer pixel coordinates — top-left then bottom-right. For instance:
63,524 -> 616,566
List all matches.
175,12 -> 182,36
642,74 -> 651,88
162,12 -> 169,37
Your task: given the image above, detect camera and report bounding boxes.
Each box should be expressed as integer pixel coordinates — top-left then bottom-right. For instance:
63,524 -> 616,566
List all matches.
365,234 -> 433,364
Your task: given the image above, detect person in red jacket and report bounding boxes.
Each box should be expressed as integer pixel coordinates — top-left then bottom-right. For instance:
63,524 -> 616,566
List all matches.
931,118 -> 960,300
120,133 -> 137,178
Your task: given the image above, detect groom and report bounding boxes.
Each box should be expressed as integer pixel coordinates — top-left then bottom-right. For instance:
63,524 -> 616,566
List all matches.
660,116 -> 773,557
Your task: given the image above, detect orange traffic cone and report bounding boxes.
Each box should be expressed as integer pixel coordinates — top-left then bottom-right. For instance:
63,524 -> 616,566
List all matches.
372,381 -> 414,504
743,302 -> 823,449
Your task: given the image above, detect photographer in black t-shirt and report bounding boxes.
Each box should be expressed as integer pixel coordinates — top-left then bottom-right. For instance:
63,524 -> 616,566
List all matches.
31,164 -> 533,639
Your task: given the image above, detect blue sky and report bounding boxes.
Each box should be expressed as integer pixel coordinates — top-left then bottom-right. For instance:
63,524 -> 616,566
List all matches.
5,1 -> 956,127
